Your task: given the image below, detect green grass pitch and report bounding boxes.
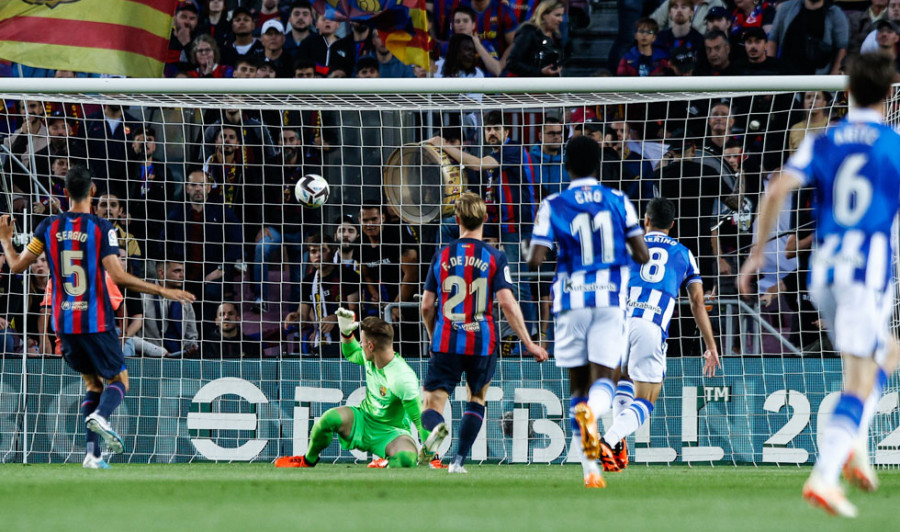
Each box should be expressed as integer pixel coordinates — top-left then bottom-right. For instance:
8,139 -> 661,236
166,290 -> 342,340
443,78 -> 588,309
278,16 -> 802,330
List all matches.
0,463 -> 895,531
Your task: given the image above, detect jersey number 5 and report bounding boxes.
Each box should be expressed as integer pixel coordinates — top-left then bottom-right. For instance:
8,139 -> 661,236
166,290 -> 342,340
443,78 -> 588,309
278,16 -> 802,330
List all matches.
833,154 -> 872,227
61,250 -> 87,297
442,276 -> 487,322
571,211 -> 613,265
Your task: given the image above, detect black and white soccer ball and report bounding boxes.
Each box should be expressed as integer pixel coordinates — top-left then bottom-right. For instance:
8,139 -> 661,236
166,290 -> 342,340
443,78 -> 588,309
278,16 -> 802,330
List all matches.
294,174 -> 330,209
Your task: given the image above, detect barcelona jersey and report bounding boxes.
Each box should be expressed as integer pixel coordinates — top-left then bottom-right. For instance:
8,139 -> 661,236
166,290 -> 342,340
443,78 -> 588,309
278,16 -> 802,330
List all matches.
424,238 -> 513,356
27,212 -> 119,334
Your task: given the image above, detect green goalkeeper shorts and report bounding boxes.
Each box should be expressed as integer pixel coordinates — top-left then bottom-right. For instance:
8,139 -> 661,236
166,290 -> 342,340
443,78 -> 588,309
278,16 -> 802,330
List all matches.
338,406 -> 413,458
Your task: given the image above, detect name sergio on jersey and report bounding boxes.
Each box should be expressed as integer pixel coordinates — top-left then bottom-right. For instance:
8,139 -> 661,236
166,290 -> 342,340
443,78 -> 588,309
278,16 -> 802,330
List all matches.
573,189 -> 606,204
55,230 -> 89,243
442,255 -> 489,272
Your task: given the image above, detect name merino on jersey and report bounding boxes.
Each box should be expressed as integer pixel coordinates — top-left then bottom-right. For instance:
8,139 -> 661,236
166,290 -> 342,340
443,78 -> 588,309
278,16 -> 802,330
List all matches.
628,232 -> 702,337
531,178 -> 643,314
784,108 -> 900,292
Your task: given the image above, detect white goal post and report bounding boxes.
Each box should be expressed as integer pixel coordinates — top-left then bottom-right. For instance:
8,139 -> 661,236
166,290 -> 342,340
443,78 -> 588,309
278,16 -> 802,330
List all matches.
0,76 -> 897,467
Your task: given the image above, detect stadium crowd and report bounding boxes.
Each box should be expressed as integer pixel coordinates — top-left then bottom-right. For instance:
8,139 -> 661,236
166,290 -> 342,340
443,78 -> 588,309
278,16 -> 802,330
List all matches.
0,0 -> 876,359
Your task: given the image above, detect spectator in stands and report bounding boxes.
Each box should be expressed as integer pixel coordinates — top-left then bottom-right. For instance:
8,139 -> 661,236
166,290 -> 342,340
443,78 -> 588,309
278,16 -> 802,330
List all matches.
126,125 -> 172,244
198,0 -> 231,46
31,110 -> 87,191
222,7 -> 266,67
3,101 -> 47,188
656,0 -> 705,55
874,19 -> 900,68
203,302 -> 262,359
255,127 -> 311,308
161,169 -> 242,321
343,22 -> 375,63
0,255 -> 24,355
297,10 -> 355,77
256,0 -> 282,28
448,5 -> 502,76
261,19 -> 293,77
704,6 -> 731,34
435,34 -> 486,98
294,58 -> 318,78
187,34 -> 233,78
617,18 -> 670,76
847,0 -> 887,53
26,253 -> 53,355
232,55 -> 260,78
139,260 -> 200,357
861,0 -> 900,52
85,104 -> 139,198
285,234 -> 360,357
284,1 -> 315,57
651,0 -> 726,33
96,193 -> 144,275
166,2 -> 200,76
370,31 -> 416,78
202,107 -> 276,164
608,119 -> 657,214
705,99 -> 735,155
788,91 -> 831,152
333,214 -> 361,269
505,0 -> 567,77
696,30 -> 736,75
767,0 -> 849,75
711,138 -> 755,292
257,61 -> 277,78
530,117 -> 566,196
668,45 -> 698,75
730,0 -> 776,40
463,0 -> 520,57
738,27 -> 784,75
355,57 -> 380,78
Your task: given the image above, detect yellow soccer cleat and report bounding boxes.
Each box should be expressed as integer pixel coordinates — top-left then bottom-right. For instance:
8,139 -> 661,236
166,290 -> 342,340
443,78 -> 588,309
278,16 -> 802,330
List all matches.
802,472 -> 857,518
574,403 -> 600,461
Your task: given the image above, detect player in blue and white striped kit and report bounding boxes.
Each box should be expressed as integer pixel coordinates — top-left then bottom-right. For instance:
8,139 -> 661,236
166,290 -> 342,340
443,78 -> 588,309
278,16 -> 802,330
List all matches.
529,136 -> 649,488
740,53 -> 900,518
601,198 -> 719,465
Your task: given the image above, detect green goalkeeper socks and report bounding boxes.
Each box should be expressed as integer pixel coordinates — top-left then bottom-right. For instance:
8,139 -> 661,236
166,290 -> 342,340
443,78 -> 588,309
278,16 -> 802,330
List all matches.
306,408 -> 344,463
388,451 -> 416,468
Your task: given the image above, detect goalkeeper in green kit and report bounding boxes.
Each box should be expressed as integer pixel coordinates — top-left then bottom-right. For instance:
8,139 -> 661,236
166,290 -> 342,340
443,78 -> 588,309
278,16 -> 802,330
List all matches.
275,309 -> 445,468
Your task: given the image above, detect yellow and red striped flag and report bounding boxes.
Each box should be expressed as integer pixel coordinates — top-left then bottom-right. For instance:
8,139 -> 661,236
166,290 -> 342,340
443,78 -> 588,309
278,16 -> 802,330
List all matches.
384,0 -> 430,70
0,0 -> 178,78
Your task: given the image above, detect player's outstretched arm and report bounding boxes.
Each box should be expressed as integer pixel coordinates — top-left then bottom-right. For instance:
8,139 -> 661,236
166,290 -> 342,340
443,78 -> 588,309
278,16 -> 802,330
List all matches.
497,288 -> 549,362
738,171 -> 802,294
0,216 -> 39,273
102,255 -> 195,305
421,290 -> 437,342
688,282 -> 720,377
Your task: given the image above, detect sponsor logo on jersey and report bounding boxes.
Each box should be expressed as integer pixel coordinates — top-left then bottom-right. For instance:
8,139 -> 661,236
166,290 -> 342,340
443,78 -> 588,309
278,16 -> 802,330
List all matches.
379,385 -> 387,397
563,278 -> 617,293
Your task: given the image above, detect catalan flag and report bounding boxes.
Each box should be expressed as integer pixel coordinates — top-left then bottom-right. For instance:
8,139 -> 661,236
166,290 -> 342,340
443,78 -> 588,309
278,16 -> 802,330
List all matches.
383,0 -> 429,70
0,0 -> 178,78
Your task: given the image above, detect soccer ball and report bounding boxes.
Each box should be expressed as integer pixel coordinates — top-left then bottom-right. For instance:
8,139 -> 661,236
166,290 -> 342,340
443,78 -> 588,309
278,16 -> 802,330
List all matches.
295,174 -> 330,208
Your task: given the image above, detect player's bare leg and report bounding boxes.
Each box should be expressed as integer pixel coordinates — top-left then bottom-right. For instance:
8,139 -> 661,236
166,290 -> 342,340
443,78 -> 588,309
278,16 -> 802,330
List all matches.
275,406 -> 354,468
420,389 -> 450,467
384,434 -> 418,468
568,367 -> 604,487
447,382 -> 489,473
85,370 -> 128,455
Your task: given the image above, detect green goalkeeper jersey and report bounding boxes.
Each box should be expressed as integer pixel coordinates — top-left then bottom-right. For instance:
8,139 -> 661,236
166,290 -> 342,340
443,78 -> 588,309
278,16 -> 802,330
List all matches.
341,339 -> 424,434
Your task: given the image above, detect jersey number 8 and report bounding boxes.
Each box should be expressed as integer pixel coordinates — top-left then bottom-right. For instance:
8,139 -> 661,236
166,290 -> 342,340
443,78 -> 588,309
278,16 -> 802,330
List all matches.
640,248 -> 668,283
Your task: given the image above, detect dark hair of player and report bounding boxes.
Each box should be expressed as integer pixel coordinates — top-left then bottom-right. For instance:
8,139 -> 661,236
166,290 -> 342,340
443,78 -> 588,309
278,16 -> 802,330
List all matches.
454,192 -> 487,230
65,165 -> 93,201
360,316 -> 394,349
846,53 -> 896,108
564,135 -> 601,177
646,197 -> 677,230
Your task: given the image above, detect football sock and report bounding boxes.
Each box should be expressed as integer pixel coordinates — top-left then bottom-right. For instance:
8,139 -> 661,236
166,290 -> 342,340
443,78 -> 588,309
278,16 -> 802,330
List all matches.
587,378 -> 615,420
603,398 -> 653,445
452,402 -> 485,465
81,391 -> 101,458
815,393 -> 864,486
568,396 -> 587,463
388,451 -> 417,468
613,380 -> 635,418
305,408 -> 343,463
422,408 -> 444,432
95,381 -> 126,420
857,367 -> 888,444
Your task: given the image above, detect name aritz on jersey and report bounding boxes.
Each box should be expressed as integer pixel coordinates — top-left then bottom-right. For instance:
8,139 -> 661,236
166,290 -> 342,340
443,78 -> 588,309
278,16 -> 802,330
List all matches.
442,255 -> 489,272
563,278 -> 617,293
55,230 -> 88,243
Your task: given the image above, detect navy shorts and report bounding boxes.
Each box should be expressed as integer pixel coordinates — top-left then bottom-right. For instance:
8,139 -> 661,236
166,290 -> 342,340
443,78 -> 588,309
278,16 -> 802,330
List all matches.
58,331 -> 126,380
424,352 -> 497,394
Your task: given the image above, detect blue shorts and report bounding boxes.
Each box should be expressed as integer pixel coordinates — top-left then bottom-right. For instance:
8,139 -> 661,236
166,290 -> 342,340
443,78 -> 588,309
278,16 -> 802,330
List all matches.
58,331 -> 126,380
424,352 -> 497,394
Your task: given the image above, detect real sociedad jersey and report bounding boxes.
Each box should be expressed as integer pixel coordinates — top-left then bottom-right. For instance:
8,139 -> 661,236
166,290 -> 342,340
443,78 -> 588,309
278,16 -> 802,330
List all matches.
424,238 -> 514,356
627,231 -> 702,337
27,212 -> 119,334
532,177 -> 643,314
784,108 -> 900,292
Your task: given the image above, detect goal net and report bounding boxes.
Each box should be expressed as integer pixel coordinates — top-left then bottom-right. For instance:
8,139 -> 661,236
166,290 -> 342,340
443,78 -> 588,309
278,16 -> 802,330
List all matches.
0,77 -> 897,466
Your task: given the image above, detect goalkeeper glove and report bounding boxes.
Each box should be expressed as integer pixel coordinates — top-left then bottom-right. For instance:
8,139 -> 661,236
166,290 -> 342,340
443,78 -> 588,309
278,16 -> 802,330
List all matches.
336,307 -> 358,338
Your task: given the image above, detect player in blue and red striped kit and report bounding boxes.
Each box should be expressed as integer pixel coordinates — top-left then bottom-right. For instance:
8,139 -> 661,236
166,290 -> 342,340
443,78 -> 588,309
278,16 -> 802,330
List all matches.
420,192 -> 548,473
0,166 -> 194,469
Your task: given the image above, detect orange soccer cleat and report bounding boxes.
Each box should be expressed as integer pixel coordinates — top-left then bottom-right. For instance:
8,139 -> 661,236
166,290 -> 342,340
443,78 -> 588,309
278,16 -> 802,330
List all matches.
429,458 -> 448,469
843,443 -> 879,493
802,472 -> 857,518
599,439 -> 621,473
612,438 -> 629,470
574,403 -> 600,460
274,455 -> 316,468
368,457 -> 389,468
583,471 -> 607,489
